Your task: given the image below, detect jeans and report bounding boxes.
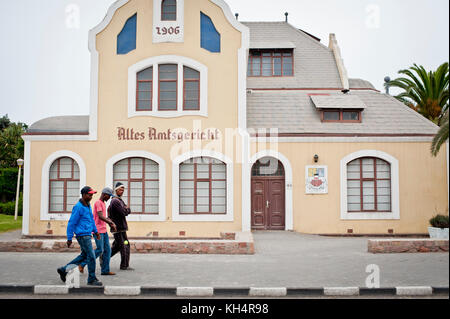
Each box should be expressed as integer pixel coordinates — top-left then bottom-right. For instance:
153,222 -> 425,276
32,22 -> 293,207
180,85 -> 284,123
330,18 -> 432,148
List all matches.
80,233 -> 111,274
62,235 -> 97,284
111,232 -> 130,269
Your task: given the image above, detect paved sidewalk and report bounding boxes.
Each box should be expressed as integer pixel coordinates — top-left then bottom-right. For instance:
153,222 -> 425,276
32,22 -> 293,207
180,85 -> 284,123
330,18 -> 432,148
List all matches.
0,231 -> 448,288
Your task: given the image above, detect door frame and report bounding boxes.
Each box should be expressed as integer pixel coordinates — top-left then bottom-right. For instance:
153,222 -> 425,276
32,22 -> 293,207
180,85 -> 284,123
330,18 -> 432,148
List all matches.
244,151 -> 294,231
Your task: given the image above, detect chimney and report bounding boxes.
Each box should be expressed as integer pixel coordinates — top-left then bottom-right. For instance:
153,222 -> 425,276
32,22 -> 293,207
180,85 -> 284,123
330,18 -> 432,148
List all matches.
285,12 -> 289,22
235,13 -> 239,20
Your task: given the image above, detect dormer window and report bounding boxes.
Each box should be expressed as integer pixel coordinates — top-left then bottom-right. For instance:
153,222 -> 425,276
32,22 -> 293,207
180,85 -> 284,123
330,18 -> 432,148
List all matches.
161,0 -> 177,21
322,109 -> 362,123
310,95 -> 366,123
248,49 -> 294,77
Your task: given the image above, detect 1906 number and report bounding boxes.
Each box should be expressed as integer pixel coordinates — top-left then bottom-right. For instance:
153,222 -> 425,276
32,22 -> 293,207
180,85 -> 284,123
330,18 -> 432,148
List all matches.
156,26 -> 181,35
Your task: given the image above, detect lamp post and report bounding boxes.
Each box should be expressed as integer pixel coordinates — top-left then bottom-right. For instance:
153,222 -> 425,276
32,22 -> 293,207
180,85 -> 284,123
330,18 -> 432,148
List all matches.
14,159 -> 24,221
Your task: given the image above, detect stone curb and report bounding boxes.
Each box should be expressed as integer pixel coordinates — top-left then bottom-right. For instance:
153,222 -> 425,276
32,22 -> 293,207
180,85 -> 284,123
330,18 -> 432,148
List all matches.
0,285 -> 447,297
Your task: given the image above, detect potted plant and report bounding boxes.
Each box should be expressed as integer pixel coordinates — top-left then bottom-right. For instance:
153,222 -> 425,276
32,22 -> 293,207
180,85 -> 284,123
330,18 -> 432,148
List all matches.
428,215 -> 449,239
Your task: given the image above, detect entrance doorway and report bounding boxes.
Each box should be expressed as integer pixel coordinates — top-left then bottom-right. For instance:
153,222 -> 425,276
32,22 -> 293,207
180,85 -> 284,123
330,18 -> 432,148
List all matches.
251,157 -> 286,230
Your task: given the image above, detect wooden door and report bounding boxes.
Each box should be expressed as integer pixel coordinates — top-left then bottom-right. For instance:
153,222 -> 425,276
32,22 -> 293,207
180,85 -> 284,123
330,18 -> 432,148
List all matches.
251,178 -> 285,230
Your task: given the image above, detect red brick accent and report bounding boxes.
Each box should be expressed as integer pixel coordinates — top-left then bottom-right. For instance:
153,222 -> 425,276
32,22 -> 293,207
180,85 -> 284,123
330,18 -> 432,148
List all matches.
368,239 -> 449,254
220,232 -> 236,240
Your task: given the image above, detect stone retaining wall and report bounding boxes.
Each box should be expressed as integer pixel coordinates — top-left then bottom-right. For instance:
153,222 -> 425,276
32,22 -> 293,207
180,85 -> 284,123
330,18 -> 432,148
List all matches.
368,239 -> 449,254
0,240 -> 253,255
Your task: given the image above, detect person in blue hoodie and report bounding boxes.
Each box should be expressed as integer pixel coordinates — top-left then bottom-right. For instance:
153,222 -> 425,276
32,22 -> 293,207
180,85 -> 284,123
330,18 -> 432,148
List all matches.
57,186 -> 102,286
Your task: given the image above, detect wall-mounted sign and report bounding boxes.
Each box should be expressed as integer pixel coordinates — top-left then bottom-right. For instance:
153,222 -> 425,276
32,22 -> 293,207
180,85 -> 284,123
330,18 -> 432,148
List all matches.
306,166 -> 328,194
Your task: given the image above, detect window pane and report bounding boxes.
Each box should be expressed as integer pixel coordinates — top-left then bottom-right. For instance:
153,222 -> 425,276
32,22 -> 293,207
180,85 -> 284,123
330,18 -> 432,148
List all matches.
138,82 -> 152,92
262,57 -> 272,76
59,158 -> 73,179
274,58 -> 282,76
348,203 -> 361,212
343,111 -> 359,121
159,64 -> 177,80
283,57 -> 293,76
180,163 -> 194,180
184,100 -> 199,110
137,67 -> 153,81
323,111 -> 340,121
197,182 -> 210,213
185,88 -> 199,100
252,59 -> 261,76
197,163 -> 210,179
50,162 -> 58,179
362,159 -> 374,178
362,181 -> 375,210
129,182 -> 143,212
73,163 -> 80,180
184,67 -> 199,79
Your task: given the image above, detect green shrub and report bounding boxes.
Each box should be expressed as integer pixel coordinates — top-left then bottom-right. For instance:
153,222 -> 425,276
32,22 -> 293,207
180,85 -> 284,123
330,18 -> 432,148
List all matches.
429,215 -> 449,229
0,193 -> 22,216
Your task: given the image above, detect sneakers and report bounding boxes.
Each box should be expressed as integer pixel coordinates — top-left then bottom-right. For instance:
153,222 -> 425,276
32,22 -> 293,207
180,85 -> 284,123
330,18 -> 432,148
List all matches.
101,272 -> 116,276
57,267 -> 67,283
87,280 -> 103,286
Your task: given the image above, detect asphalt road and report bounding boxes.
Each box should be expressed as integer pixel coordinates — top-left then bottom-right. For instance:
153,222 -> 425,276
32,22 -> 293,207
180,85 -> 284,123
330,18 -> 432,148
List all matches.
0,231 -> 448,288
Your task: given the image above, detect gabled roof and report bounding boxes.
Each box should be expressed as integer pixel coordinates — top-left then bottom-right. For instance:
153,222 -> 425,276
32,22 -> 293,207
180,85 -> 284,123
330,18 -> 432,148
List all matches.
247,90 -> 438,135
243,22 -> 343,89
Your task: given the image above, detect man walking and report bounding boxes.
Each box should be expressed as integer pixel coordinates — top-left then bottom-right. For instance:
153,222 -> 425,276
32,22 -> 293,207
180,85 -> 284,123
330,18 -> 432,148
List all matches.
78,187 -> 117,276
57,186 -> 103,286
109,182 -> 133,271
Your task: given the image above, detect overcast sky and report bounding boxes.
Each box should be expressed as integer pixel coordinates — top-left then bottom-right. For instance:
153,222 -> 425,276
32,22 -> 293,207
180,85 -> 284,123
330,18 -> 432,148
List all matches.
0,0 -> 448,126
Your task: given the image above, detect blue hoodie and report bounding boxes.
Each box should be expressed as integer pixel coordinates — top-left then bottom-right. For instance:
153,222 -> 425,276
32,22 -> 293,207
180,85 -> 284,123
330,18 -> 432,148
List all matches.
66,200 -> 98,241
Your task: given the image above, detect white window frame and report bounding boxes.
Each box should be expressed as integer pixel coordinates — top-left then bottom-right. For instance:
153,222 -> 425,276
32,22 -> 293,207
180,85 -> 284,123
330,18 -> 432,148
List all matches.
172,150 -> 233,222
340,150 -> 400,220
40,151 -> 86,221
128,55 -> 208,118
105,151 -> 166,222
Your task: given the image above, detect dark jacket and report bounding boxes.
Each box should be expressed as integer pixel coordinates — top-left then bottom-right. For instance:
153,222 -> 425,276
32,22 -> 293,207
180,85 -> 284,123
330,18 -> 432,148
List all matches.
66,200 -> 98,241
108,197 -> 130,232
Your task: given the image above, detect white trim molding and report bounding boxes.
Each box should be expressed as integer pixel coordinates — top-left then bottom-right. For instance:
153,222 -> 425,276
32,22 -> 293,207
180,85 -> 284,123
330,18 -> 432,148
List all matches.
128,55 -> 208,118
22,140 -> 31,235
340,150 -> 400,220
172,150 -> 234,222
40,151 -> 87,221
244,150 -> 294,231
105,151 -> 166,222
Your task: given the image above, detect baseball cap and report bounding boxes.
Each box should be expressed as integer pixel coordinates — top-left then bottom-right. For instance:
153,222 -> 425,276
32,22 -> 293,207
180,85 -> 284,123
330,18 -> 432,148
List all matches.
102,187 -> 114,197
81,186 -> 97,195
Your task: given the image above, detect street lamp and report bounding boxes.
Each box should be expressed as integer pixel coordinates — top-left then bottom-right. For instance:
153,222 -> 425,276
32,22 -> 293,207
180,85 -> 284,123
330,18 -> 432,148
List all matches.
14,159 -> 24,221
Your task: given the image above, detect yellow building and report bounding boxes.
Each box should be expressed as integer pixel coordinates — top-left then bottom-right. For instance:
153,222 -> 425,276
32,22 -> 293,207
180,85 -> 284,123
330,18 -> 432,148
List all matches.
22,0 -> 448,238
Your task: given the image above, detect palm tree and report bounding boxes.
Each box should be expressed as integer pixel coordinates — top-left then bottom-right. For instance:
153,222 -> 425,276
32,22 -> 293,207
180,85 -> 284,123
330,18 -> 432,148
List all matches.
386,62 -> 449,125
431,109 -> 448,157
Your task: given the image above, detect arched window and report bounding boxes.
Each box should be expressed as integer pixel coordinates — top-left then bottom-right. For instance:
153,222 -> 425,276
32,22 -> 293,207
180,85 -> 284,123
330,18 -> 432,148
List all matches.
161,0 -> 177,21
183,66 -> 200,110
49,157 -> 80,213
179,157 -> 226,214
113,158 -> 159,214
346,157 -> 391,212
136,67 -> 153,111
